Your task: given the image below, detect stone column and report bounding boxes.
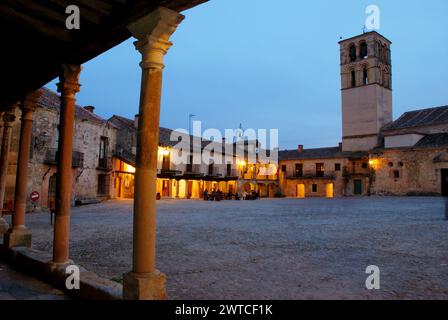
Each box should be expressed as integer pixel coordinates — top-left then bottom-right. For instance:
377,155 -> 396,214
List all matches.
123,7 -> 184,300
52,64 -> 81,264
4,92 -> 41,248
0,105 -> 17,234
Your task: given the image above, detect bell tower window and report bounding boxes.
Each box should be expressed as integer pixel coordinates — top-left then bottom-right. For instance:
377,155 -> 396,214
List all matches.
360,42 -> 368,59
349,44 -> 356,62
351,70 -> 356,88
363,68 -> 369,85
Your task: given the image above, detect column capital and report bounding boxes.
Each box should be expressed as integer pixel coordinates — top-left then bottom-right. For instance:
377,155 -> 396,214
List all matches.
3,103 -> 18,124
22,90 -> 43,115
57,64 -> 82,98
127,7 -> 185,70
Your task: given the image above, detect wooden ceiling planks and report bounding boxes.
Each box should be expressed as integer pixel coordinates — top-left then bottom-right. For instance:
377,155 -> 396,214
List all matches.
0,0 -> 208,108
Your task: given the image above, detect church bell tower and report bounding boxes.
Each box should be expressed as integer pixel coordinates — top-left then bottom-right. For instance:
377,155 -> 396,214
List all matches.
339,31 -> 393,152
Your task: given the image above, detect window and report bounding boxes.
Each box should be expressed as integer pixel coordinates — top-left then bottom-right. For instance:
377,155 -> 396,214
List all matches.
362,162 -> 368,169
295,163 -> 303,178
162,153 -> 170,171
227,163 -> 232,176
349,44 -> 357,62
399,162 -> 404,167
98,137 -> 108,168
312,184 -> 318,193
388,162 -> 394,167
335,163 -> 341,171
316,163 -> 324,177
363,68 -> 369,85
351,70 -> 356,88
281,165 -> 287,173
393,170 -> 400,179
360,42 -> 368,58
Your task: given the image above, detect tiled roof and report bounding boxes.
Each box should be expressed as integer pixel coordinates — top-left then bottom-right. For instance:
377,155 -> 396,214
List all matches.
38,87 -> 112,126
414,133 -> 448,148
383,106 -> 448,131
279,147 -> 367,161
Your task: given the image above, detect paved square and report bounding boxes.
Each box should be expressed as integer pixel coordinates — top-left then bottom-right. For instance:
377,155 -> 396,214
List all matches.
13,197 -> 448,299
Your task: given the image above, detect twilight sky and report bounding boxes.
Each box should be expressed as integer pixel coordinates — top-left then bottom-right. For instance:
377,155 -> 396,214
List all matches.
47,0 -> 448,150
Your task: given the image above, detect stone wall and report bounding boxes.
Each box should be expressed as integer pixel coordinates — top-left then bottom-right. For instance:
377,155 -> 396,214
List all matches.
4,103 -> 117,212
371,147 -> 448,196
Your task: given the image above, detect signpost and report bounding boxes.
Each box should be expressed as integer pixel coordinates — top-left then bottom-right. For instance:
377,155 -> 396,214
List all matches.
30,191 -> 40,202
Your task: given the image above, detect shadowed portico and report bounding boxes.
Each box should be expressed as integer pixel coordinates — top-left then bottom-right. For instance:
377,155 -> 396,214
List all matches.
0,0 -> 207,300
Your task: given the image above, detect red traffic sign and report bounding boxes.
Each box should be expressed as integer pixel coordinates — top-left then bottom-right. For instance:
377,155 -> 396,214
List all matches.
30,191 -> 40,202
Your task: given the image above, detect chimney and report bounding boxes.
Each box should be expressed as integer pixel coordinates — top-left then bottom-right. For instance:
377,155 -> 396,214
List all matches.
134,114 -> 139,128
84,106 -> 95,113
298,145 -> 304,153
338,142 -> 342,150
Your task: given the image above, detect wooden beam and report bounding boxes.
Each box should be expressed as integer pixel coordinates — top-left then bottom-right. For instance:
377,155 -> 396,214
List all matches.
0,4 -> 71,42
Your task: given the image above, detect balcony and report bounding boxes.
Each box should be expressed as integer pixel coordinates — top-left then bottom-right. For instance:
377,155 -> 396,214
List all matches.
159,169 -> 182,178
184,164 -> 204,178
206,167 -> 222,179
44,148 -> 84,168
97,157 -> 113,171
286,173 -> 336,181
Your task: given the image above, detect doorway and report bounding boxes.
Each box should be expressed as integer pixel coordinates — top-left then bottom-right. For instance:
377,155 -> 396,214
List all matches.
441,169 -> 448,196
326,183 -> 334,198
162,180 -> 170,197
354,179 -> 362,195
297,184 -> 305,198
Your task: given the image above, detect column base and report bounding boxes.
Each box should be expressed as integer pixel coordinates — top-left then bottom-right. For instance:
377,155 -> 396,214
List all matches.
0,218 -> 9,234
123,270 -> 166,300
3,227 -> 32,248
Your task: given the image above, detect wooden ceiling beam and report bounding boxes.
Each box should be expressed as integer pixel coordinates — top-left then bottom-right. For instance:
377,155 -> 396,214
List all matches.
0,4 -> 71,42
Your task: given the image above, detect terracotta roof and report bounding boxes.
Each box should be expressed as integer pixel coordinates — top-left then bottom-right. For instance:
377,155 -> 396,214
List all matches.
38,87 -> 113,126
383,106 -> 448,131
279,146 -> 367,161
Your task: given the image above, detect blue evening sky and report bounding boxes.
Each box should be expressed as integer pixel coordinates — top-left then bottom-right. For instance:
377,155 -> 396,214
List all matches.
47,0 -> 448,150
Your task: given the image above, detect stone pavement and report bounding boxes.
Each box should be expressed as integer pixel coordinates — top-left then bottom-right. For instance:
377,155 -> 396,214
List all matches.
0,262 -> 69,300
3,197 -> 448,300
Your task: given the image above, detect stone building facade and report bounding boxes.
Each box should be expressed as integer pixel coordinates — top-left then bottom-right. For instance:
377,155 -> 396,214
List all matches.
3,88 -> 117,212
278,31 -> 448,198
109,115 -> 243,200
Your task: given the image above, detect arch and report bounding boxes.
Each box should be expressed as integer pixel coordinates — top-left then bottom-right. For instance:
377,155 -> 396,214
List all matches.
349,44 -> 357,62
258,183 -> 267,197
351,69 -> 356,87
243,182 -> 255,193
363,67 -> 369,85
218,181 -> 227,193
268,183 -> 277,198
360,41 -> 368,59
297,184 -> 305,198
